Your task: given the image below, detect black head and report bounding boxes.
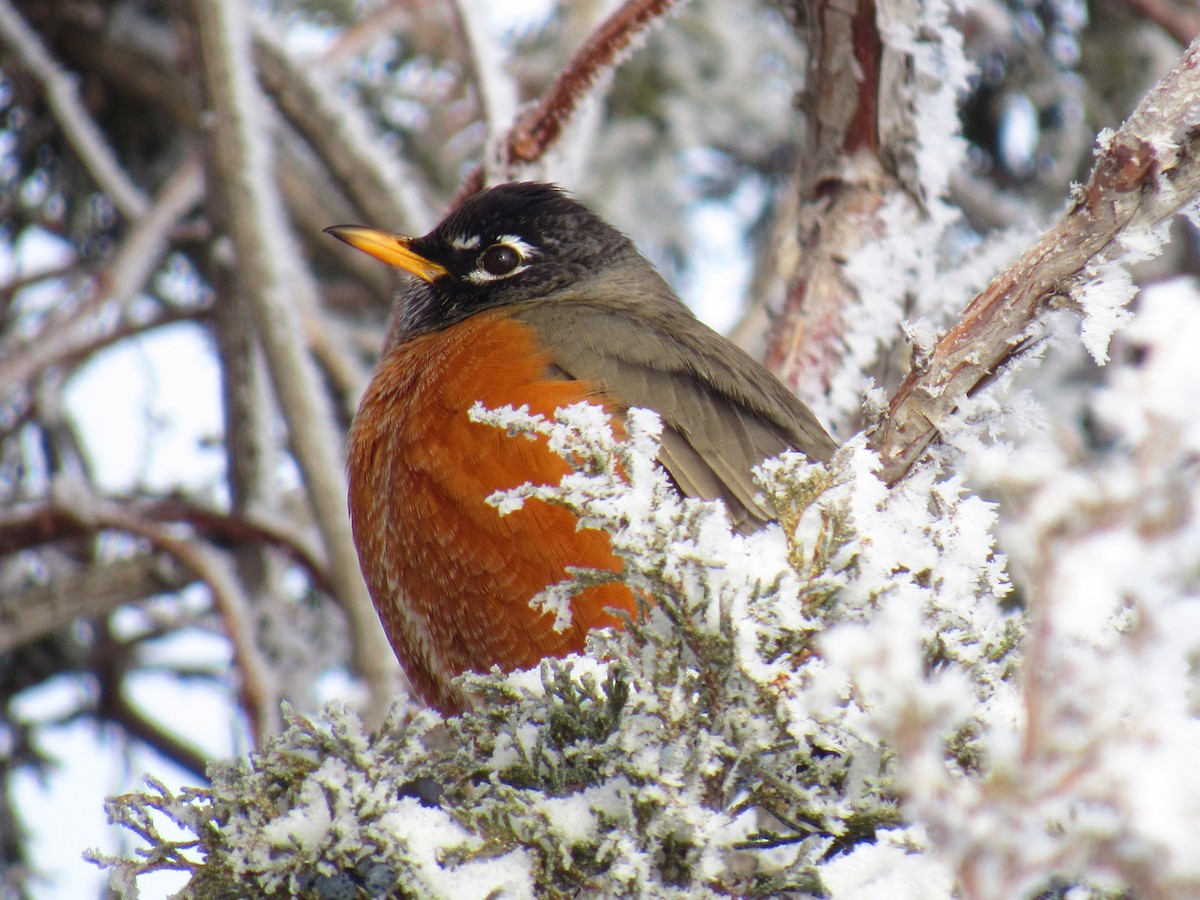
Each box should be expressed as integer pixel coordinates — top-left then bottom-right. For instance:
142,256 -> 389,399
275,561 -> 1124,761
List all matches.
326,182 -> 645,339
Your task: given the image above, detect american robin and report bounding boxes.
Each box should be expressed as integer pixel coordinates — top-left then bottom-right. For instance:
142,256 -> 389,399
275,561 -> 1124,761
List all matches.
326,182 -> 835,714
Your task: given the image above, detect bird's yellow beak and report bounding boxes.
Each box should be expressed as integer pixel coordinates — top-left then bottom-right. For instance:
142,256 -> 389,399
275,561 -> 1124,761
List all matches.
324,225 -> 449,283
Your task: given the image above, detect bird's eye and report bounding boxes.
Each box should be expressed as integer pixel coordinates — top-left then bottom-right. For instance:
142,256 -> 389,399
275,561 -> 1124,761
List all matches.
480,243 -> 521,276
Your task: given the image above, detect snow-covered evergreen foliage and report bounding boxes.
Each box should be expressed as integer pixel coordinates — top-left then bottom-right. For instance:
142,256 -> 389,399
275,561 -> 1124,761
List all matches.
95,274 -> 1200,893
94,403 -> 1026,897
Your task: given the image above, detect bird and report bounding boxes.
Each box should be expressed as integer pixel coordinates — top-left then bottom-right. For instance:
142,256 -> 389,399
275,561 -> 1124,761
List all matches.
326,182 -> 836,714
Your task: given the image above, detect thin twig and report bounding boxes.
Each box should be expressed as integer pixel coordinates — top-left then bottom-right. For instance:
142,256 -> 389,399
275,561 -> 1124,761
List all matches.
253,26 -> 436,232
0,0 -> 149,219
452,0 -> 689,203
0,155 -> 204,389
0,262 -> 76,305
86,500 -> 281,743
505,0 -> 685,165
102,686 -> 212,783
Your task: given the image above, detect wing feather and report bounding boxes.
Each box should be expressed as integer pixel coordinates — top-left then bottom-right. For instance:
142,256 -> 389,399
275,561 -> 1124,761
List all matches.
514,276 -> 835,532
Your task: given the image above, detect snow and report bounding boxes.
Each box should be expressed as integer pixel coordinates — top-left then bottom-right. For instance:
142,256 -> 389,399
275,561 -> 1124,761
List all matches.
820,829 -> 955,900
97,335 -> 1200,895
1076,262 -> 1135,364
1095,277 -> 1200,447
383,801 -> 537,899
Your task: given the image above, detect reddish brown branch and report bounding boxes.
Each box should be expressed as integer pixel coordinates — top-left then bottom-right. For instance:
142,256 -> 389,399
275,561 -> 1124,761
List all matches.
506,0 -> 683,164
845,0 -> 882,155
763,0 -> 890,409
452,0 -> 687,205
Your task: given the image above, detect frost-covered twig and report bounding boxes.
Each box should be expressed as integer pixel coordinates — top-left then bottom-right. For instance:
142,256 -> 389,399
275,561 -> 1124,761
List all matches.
507,0 -> 686,165
87,777 -> 208,884
190,0 -> 397,724
875,36 -> 1200,485
453,0 -> 688,200
0,0 -> 149,219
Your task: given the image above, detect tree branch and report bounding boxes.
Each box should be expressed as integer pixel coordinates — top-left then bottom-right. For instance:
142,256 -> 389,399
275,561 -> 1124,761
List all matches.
453,0 -> 689,202
873,36 -> 1200,484
0,499 -> 334,598
190,0 -> 397,724
0,0 -> 149,220
764,0 -> 929,431
506,0 -> 685,166
0,554 -> 194,655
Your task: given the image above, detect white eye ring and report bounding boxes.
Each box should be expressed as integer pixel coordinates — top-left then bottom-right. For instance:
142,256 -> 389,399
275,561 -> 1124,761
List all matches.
465,235 -> 538,284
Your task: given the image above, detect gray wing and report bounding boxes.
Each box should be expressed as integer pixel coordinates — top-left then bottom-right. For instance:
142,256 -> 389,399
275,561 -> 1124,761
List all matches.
515,282 -> 835,532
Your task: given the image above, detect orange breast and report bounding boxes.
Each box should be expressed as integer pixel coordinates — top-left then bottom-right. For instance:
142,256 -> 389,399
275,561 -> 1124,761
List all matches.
348,309 -> 636,713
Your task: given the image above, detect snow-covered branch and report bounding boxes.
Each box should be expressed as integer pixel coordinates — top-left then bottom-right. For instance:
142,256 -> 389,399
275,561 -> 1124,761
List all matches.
875,35 -> 1200,485
94,404 -> 1021,896
454,0 -> 689,199
504,0 -> 687,168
